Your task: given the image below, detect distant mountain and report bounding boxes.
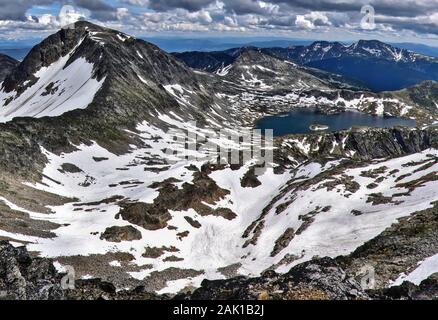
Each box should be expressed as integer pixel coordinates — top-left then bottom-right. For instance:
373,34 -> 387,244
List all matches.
391,42 -> 438,58
271,40 -> 438,92
174,47 -> 367,90
274,40 -> 420,64
173,49 -> 240,73
216,47 -> 332,91
175,40 -> 438,92
145,37 -> 314,52
0,53 -> 18,82
0,48 -> 31,61
210,47 -> 368,91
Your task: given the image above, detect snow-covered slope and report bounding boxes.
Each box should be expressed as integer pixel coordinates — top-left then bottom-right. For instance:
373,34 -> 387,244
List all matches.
0,21 -> 230,127
0,44 -> 104,121
1,119 -> 436,294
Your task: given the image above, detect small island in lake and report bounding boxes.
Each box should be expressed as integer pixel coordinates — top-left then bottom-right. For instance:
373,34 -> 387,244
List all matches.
309,124 -> 330,131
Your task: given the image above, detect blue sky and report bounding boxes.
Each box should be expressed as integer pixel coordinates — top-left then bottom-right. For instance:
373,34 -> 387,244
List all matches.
2,0 -> 438,46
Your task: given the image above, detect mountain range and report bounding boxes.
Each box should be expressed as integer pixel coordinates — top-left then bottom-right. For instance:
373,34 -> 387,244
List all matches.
175,40 -> 438,92
0,21 -> 437,300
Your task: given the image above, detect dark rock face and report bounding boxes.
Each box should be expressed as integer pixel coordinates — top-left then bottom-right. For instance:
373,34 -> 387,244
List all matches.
119,202 -> 173,231
64,278 -> 163,300
4,240 -> 438,300
2,25 -> 88,94
119,167 -> 235,230
344,127 -> 436,160
0,241 -> 164,300
0,241 -> 64,300
0,54 -> 18,82
178,258 -> 368,300
173,50 -> 238,73
283,127 -> 437,161
372,274 -> 438,300
270,228 -> 295,257
100,226 -> 142,243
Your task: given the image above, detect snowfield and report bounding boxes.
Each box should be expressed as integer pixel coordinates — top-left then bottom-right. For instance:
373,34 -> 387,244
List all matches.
1,109 -> 436,293
0,42 -> 105,122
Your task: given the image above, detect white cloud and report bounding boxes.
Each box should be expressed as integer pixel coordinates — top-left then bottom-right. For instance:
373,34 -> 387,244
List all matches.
295,12 -> 332,30
186,10 -> 213,24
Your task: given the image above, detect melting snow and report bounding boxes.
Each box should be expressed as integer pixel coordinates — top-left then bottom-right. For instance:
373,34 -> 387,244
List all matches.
0,45 -> 105,122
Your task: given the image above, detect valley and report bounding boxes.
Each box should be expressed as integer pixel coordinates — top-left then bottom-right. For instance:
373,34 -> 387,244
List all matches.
0,21 -> 437,300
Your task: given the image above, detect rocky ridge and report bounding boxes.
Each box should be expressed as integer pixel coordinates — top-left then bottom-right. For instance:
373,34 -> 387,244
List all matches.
0,54 -> 18,82
4,239 -> 438,300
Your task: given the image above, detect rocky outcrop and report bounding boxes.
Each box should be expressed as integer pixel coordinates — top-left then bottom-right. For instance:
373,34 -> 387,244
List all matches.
4,240 -> 438,300
119,167 -> 235,230
0,54 -> 18,82
371,275 -> 438,300
338,202 -> 438,289
178,256 -> 438,301
178,258 -> 368,300
100,226 -> 142,243
281,127 -> 437,161
0,241 -> 64,300
0,241 -> 164,300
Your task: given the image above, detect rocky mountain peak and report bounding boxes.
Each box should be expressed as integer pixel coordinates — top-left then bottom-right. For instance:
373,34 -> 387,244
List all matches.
0,53 -> 18,82
0,21 -> 207,124
235,47 -> 272,63
348,39 -> 415,62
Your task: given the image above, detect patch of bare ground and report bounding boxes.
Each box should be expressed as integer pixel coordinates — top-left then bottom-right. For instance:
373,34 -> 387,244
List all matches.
218,263 -> 243,279
56,252 -> 150,289
0,174 -> 74,214
395,172 -> 438,194
0,201 -> 59,239
142,268 -> 204,293
143,246 -> 179,259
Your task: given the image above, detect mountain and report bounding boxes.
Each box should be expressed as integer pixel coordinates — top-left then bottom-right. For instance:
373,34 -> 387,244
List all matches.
175,46 -> 437,123
273,40 -> 438,92
175,40 -> 438,92
213,47 -> 332,91
0,22 -> 437,299
390,80 -> 438,115
274,40 -> 419,64
0,21 -> 233,134
0,53 -> 18,82
146,37 -> 314,53
175,47 -> 368,90
391,42 -> 438,58
173,49 -> 239,73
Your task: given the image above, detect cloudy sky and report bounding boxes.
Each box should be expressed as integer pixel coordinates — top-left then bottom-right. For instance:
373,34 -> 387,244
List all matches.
2,0 -> 438,45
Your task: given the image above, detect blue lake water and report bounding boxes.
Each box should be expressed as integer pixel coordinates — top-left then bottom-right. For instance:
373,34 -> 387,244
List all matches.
256,109 -> 416,136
